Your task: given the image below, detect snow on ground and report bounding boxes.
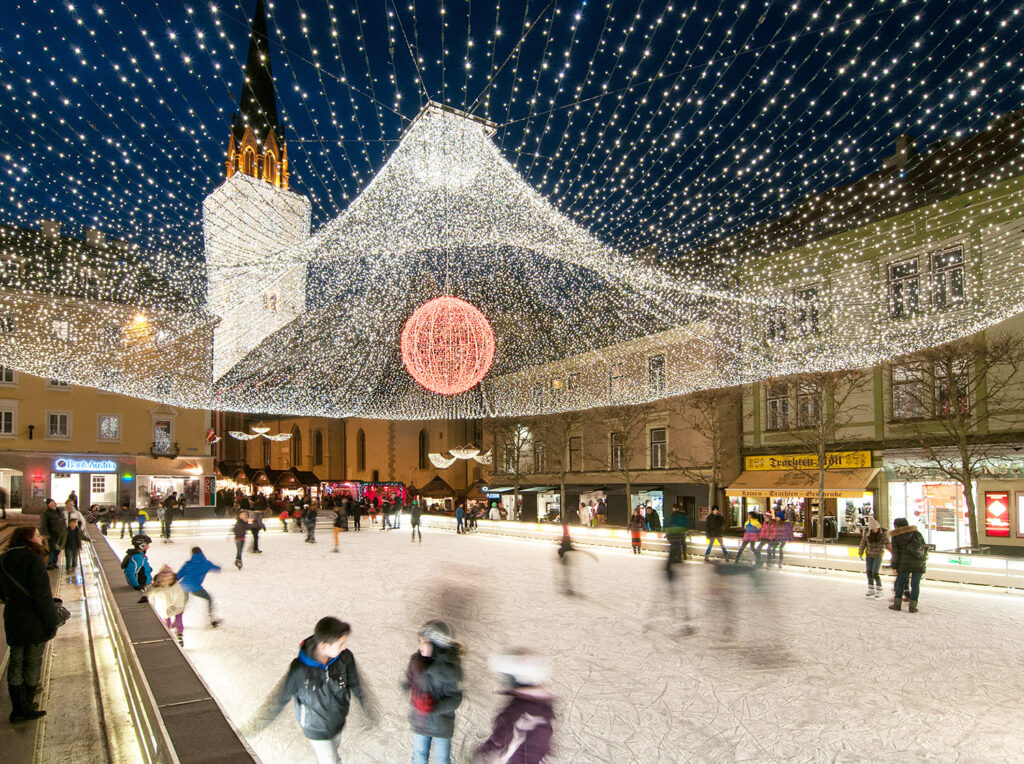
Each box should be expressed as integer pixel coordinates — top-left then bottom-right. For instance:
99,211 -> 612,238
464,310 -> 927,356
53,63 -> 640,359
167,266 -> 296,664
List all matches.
123,525 -> 1024,763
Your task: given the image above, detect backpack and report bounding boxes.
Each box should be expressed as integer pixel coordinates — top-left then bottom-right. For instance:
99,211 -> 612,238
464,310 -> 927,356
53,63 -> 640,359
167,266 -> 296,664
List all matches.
121,549 -> 136,570
904,533 -> 929,562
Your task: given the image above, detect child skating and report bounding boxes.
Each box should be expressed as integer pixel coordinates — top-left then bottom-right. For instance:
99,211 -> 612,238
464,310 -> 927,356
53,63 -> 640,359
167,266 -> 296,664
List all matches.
176,546 -> 222,627
404,620 -> 463,764
475,650 -> 554,763
151,565 -> 187,646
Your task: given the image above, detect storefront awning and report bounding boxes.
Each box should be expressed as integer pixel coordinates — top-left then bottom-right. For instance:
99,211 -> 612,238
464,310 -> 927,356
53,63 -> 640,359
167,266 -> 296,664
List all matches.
726,468 -> 879,499
521,486 -> 557,493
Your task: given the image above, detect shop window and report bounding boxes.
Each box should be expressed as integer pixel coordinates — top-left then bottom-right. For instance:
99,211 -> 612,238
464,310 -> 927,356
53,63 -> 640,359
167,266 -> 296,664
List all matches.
935,358 -> 969,417
609,364 -> 624,398
610,432 -> 625,470
533,442 -> 545,473
314,430 -> 323,465
931,248 -> 964,310
765,382 -> 790,431
649,428 -> 667,469
796,382 -> 820,428
0,366 -> 15,385
569,436 -> 582,472
47,411 -> 71,439
356,429 -> 366,471
290,426 -> 302,467
888,258 -> 920,319
0,407 -> 15,436
648,354 -> 666,392
418,429 -> 429,470
97,413 -> 121,441
891,364 -> 926,420
794,287 -> 820,336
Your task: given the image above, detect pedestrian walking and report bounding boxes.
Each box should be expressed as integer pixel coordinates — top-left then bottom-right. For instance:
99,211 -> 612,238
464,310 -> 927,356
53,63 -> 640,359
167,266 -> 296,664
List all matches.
628,507 -> 646,554
234,511 -> 249,569
889,518 -> 927,613
858,518 -> 890,598
411,501 -> 423,542
151,565 -> 187,647
176,547 -> 222,627
0,527 -> 61,723
245,617 -> 376,764
475,650 -> 554,764
404,620 -> 463,764
734,512 -> 762,565
38,498 -> 65,570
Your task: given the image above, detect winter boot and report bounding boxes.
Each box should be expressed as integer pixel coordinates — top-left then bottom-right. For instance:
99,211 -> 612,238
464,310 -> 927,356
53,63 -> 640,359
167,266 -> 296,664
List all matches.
908,600 -> 919,613
175,633 -> 184,647
888,597 -> 902,611
210,619 -> 222,628
8,685 -> 45,723
865,584 -> 875,597
874,586 -> 883,598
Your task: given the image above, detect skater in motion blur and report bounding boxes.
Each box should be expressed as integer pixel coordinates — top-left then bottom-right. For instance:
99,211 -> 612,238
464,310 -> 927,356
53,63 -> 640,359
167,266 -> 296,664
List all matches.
245,617 -> 376,764
404,620 -> 463,764
734,511 -> 762,565
474,650 -> 554,764
556,527 -> 596,597
151,565 -> 187,647
665,504 -> 690,563
176,546 -> 222,627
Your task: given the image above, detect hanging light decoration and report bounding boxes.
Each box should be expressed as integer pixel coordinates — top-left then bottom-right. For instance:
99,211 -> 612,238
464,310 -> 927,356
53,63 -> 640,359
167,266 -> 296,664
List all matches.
228,422 -> 292,441
400,296 -> 496,396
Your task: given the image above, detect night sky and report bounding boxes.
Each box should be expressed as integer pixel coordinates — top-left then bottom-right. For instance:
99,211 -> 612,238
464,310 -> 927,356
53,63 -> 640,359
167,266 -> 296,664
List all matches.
1,0 -> 1021,264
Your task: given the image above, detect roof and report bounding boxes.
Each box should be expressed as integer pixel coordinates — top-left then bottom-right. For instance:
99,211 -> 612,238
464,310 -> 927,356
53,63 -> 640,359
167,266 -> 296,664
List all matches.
232,0 -> 282,146
416,476 -> 456,498
275,467 -> 321,487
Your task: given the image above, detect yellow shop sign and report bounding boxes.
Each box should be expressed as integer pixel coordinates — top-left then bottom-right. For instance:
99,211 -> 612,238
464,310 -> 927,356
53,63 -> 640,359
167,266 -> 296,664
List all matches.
744,451 -> 871,471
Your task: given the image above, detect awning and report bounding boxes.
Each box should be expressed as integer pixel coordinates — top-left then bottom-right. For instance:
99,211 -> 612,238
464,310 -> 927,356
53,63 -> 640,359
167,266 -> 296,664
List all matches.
521,486 -> 557,493
726,468 -> 879,499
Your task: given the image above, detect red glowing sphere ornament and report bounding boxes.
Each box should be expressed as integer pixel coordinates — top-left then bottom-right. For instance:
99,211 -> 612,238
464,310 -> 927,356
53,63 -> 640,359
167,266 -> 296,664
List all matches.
401,296 -> 496,395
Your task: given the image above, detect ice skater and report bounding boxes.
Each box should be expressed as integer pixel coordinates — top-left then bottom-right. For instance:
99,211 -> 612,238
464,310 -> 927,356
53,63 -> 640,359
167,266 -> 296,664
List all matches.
58,517 -> 86,579
332,504 -> 346,552
118,500 -> 134,539
734,511 -> 762,565
475,650 -> 554,764
380,499 -> 392,530
628,506 -> 646,554
665,504 -> 690,563
151,565 -> 187,646
889,517 -> 927,613
176,546 -> 222,627
704,505 -> 729,561
404,620 -> 463,764
392,497 -> 403,530
556,528 -> 597,597
774,511 -> 793,567
250,510 -> 265,553
245,617 -> 376,764
411,501 -> 423,542
455,503 -> 465,535
304,503 -> 318,543
233,511 -> 249,569
660,525 -> 696,637
858,518 -> 890,598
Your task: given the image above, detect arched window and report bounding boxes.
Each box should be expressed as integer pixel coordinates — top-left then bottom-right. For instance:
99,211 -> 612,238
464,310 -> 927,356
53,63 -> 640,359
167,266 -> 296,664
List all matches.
242,147 -> 256,176
314,430 -> 323,466
356,429 -> 365,471
290,426 -> 302,467
418,429 -> 429,470
262,437 -> 271,467
263,152 -> 277,185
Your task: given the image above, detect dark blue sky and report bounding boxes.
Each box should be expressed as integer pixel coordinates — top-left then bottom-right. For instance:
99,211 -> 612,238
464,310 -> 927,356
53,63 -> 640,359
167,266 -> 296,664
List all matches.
1,0 -> 1020,263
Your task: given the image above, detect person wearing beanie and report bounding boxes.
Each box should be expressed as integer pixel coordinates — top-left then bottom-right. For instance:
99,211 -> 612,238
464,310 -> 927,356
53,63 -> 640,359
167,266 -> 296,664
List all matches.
858,517 -> 891,598
151,565 -> 187,646
121,534 -> 153,602
889,517 -> 928,612
475,650 -> 555,764
403,620 -> 463,764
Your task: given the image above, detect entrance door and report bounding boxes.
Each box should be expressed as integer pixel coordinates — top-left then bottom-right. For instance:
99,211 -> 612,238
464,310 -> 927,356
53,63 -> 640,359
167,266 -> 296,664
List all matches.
51,473 -> 79,506
10,474 -> 22,508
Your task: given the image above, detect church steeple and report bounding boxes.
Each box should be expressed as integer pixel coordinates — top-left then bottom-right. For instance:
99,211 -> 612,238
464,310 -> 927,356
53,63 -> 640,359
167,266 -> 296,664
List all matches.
225,0 -> 290,189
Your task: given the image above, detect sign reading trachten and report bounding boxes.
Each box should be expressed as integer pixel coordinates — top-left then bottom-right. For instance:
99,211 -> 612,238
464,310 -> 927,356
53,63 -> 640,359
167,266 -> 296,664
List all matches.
744,451 -> 871,471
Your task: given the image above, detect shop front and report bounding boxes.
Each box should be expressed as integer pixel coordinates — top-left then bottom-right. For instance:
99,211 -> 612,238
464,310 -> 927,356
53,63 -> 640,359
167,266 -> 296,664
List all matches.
413,476 -> 457,513
322,480 -> 407,506
727,451 -> 878,540
0,453 -> 133,513
134,456 -> 216,510
274,467 -> 321,500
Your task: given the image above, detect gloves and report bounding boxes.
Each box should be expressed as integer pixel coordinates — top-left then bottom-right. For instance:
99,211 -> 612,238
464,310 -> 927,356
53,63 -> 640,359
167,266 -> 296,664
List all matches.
412,691 -> 435,714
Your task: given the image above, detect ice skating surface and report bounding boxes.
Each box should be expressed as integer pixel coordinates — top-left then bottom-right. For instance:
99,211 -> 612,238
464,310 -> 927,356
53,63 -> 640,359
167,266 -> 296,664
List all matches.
132,527 -> 1023,763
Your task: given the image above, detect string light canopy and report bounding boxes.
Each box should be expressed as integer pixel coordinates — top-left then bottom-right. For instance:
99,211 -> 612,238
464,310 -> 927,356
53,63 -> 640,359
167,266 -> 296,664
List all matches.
2,3 -> 1024,418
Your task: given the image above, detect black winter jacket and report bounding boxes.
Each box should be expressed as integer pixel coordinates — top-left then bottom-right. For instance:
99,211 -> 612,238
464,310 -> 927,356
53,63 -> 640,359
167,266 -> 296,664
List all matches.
706,512 -> 725,537
253,639 -> 367,740
0,546 -> 60,645
39,507 -> 66,540
404,649 -> 463,738
890,525 -> 928,574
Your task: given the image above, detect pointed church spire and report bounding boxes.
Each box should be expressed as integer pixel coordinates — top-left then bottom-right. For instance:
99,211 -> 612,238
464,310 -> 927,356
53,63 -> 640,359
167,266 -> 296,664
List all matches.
225,0 -> 289,188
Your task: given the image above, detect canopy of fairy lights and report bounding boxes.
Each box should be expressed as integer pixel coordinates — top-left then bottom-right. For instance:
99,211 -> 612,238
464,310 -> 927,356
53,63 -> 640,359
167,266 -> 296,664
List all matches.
1,2 -> 1024,419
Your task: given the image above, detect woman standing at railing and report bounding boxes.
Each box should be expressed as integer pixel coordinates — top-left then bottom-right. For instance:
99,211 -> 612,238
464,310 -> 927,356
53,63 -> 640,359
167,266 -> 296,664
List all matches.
0,527 -> 60,723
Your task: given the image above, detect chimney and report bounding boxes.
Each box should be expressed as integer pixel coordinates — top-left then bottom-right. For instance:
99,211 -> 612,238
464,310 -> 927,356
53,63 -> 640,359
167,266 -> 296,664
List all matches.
39,219 -> 61,240
85,228 -> 106,247
882,134 -> 917,171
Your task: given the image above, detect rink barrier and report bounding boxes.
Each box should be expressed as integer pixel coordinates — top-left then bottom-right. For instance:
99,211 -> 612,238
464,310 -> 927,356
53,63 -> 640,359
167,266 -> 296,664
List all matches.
418,516 -> 1024,591
90,532 -> 257,763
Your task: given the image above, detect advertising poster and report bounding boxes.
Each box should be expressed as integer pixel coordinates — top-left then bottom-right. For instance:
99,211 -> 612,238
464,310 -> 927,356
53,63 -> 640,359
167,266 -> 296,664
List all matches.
984,491 -> 1010,537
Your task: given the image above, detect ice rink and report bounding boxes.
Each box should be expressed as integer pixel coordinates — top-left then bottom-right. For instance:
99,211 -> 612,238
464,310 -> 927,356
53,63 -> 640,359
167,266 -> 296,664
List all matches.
116,524 -> 1024,763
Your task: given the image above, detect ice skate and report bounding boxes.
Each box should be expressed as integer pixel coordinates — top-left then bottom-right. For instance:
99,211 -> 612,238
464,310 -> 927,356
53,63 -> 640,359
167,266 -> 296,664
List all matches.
234,559 -> 242,569
210,619 -> 222,628
873,587 -> 883,598
865,585 -> 875,597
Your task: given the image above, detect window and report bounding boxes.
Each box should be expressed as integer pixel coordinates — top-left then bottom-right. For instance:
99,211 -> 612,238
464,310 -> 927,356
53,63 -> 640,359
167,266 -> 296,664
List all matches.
504,444 -> 517,474
48,379 -> 71,390
888,258 -> 920,318
610,432 -> 624,470
650,428 -> 667,469
97,414 -> 121,441
51,319 -> 72,341
569,436 -> 582,472
314,431 -> 323,466
0,366 -> 15,385
242,147 -> 256,175
264,152 -> 277,184
47,411 -> 71,439
418,429 -> 429,470
766,382 -> 790,431
356,429 -> 366,471
931,248 -> 965,310
0,406 -> 15,436
891,365 -> 926,419
766,309 -> 787,343
533,442 -> 545,473
0,315 -> 15,335
609,364 -> 624,397
935,358 -> 969,417
262,437 -> 271,466
550,378 -> 564,394
648,355 -> 666,392
794,287 -> 820,337
153,419 -> 173,454
568,373 -> 579,395
797,382 -> 821,428
290,426 -> 302,467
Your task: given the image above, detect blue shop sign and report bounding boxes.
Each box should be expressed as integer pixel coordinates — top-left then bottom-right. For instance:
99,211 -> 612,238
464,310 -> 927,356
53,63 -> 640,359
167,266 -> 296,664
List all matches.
54,457 -> 118,473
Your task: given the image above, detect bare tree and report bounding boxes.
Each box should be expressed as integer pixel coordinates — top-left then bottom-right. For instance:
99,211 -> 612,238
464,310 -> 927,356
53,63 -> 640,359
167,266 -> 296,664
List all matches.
533,410 -> 585,523
666,387 -> 741,515
488,417 -> 533,519
893,332 -> 1024,549
774,369 -> 870,540
596,403 -> 654,523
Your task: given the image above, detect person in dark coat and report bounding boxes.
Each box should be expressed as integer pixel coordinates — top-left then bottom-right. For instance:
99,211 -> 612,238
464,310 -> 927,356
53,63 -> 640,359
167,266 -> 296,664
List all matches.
38,498 -> 66,570
703,505 -> 729,561
118,500 -> 134,539
665,505 -> 690,563
404,620 -> 463,764
645,506 -> 661,533
889,517 -> 928,613
475,650 -> 554,764
246,617 -> 375,763
0,527 -> 60,722
233,512 -> 249,569
410,501 -> 424,542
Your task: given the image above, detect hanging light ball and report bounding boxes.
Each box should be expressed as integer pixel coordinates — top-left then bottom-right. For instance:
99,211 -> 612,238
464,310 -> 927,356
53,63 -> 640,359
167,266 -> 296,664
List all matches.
400,296 -> 496,395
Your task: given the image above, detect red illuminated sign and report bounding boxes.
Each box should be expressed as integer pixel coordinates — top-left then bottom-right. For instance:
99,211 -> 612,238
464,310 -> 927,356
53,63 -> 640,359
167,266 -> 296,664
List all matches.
985,491 -> 1010,537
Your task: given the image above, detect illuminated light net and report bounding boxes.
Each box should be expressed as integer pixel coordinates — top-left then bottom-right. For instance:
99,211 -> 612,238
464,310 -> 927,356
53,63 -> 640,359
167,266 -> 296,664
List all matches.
401,296 -> 496,395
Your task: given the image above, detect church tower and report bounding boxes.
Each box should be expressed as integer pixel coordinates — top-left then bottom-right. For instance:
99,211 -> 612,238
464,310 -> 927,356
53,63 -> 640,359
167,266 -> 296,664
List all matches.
203,0 -> 312,381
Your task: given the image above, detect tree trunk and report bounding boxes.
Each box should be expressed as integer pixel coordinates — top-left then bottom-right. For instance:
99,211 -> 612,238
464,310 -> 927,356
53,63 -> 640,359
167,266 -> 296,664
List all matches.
961,469 -> 978,550
817,444 -> 827,541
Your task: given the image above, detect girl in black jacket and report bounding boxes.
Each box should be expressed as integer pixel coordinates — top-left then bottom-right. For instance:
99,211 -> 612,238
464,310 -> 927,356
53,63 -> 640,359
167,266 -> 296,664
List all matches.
0,527 -> 60,722
404,620 -> 464,764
